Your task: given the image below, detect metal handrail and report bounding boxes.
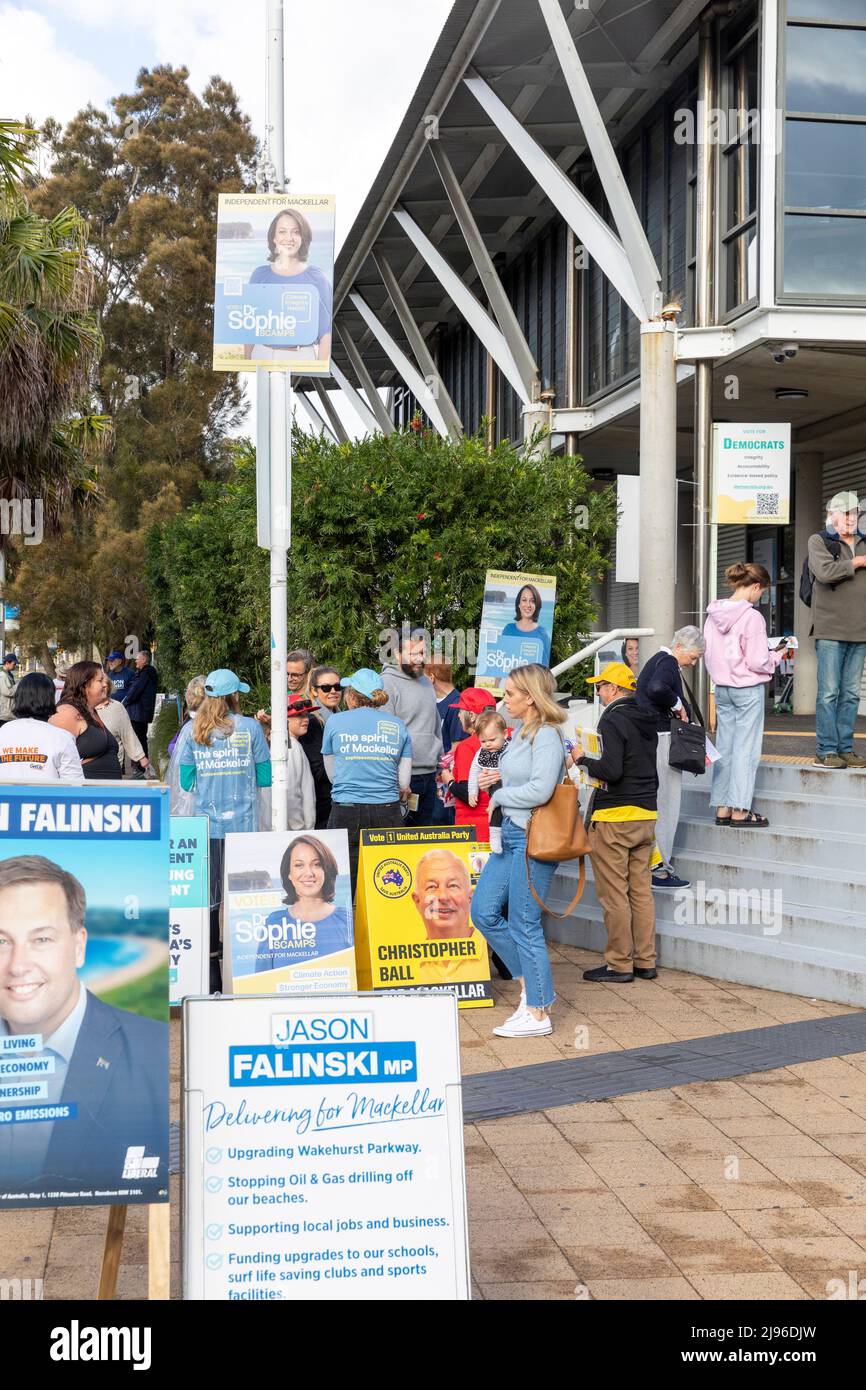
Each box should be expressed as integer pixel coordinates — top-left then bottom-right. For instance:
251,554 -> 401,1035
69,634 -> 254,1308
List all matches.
551,628 -> 655,680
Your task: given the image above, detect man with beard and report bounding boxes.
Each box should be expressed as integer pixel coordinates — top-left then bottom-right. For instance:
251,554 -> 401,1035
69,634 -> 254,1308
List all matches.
381,628 -> 442,826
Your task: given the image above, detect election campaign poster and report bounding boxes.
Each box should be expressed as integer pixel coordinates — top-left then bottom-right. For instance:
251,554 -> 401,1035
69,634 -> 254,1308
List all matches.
213,193 -> 335,375
354,826 -> 492,1010
183,992 -> 470,1300
223,830 -> 356,996
475,569 -> 557,689
170,816 -> 209,1006
0,785 -> 170,1210
712,421 -> 791,524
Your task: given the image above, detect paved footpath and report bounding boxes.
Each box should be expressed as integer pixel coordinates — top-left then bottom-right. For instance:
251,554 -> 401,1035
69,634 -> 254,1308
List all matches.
3,942 -> 865,1301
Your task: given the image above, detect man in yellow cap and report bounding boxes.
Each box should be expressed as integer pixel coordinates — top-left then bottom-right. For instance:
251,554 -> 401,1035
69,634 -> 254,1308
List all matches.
571,662 -> 659,983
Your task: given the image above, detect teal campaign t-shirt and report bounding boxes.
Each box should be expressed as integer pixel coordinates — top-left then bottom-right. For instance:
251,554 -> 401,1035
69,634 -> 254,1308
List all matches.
179,713 -> 270,837
322,708 -> 411,805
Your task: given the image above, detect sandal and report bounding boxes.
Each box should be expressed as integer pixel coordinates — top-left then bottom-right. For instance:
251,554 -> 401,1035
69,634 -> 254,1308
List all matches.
714,812 -> 732,826
730,810 -> 769,827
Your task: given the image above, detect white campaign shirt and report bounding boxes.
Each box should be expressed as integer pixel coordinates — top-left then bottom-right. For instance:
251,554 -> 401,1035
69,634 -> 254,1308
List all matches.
0,718 -> 84,783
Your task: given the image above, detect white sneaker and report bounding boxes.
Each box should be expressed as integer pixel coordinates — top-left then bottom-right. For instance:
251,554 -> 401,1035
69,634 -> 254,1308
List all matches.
492,1008 -> 552,1038
501,992 -> 527,1027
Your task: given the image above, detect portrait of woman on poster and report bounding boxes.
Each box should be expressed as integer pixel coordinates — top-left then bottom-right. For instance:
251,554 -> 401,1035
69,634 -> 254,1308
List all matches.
500,585 -> 551,667
255,833 -> 351,973
244,207 -> 332,364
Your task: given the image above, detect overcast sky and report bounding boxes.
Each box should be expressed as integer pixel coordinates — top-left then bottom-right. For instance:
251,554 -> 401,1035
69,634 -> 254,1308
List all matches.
0,0 -> 455,437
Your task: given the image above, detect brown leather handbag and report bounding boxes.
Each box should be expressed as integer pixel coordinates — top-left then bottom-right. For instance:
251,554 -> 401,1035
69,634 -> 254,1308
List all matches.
524,769 -> 589,919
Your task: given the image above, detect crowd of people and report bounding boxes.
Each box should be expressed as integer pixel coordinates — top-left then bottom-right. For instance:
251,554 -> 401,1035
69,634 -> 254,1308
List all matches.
0,651 -> 159,784
0,489 -> 859,1029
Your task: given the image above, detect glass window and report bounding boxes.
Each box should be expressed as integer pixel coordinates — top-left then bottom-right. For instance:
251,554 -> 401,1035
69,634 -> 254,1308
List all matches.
788,0 -> 866,18
786,120 -> 866,210
786,28 -> 866,117
784,214 -> 866,294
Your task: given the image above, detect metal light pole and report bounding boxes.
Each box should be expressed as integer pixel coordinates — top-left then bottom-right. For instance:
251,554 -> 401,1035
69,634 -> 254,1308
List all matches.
266,0 -> 289,832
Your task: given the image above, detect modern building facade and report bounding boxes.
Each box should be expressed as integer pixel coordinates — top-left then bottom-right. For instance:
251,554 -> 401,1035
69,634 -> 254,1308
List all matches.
303,0 -> 866,715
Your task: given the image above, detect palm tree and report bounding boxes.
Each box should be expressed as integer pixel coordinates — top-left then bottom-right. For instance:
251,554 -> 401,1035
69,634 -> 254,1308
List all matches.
0,119 -> 108,526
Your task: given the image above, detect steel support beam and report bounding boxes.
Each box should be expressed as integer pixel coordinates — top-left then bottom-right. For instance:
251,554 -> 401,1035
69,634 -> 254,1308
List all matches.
537,0 -> 661,319
428,142 -> 539,402
348,291 -> 454,438
371,252 -> 464,437
335,325 -> 395,434
391,208 -> 531,405
463,70 -> 646,320
329,361 -> 382,436
296,390 -> 337,441
312,379 -> 349,443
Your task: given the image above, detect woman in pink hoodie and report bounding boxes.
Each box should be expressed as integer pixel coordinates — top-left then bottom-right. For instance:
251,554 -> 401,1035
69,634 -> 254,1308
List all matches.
703,562 -> 789,827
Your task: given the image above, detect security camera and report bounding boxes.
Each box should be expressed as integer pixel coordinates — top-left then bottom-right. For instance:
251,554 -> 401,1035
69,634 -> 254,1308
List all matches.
770,343 -> 799,363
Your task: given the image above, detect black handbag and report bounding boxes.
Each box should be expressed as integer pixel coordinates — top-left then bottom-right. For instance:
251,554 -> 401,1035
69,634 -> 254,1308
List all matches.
668,674 -> 706,776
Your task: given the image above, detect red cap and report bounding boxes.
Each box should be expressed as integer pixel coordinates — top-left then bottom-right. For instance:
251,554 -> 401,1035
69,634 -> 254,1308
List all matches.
287,695 -> 317,716
455,687 -> 497,714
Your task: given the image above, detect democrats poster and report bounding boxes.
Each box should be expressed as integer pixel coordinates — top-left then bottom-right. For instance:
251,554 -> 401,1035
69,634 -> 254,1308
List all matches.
355,826 -> 492,1009
224,830 -> 356,996
475,570 -> 556,689
170,816 -> 209,1006
0,786 -> 170,1210
213,193 -> 336,375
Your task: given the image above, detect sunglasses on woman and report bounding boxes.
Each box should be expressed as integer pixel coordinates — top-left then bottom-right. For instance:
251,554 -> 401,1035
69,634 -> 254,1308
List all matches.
314,682 -> 341,693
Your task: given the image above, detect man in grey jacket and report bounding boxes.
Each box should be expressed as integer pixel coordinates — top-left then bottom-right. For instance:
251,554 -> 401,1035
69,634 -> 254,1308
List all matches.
381,628 -> 443,825
808,491 -> 866,769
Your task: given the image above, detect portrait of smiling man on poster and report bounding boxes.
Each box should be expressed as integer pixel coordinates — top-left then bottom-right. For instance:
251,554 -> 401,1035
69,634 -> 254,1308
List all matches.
410,849 -> 488,988
0,854 -> 167,1203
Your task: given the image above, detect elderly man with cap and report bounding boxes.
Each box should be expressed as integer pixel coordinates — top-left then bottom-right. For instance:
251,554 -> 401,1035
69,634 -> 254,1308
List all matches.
104,650 -> 135,701
0,652 -> 18,725
570,661 -> 660,984
807,491 -> 866,769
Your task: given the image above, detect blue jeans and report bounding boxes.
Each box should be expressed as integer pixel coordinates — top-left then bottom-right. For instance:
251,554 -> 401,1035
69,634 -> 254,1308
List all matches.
816,640 -> 866,756
406,772 -> 438,826
711,683 -> 765,811
470,817 -> 557,1009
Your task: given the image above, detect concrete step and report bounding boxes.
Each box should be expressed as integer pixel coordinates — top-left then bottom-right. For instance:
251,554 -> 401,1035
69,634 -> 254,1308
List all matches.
674,814 -> 866,871
680,784 -> 866,833
664,844 -> 866,914
748,761 -> 866,798
543,901 -> 866,1007
550,867 -> 866,957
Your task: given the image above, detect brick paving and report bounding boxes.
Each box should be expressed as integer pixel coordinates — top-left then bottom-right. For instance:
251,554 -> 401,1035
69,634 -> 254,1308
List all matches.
2,942 -> 865,1301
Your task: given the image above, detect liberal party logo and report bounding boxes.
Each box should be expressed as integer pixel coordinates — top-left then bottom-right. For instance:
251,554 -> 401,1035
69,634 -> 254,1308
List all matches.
373,859 -> 412,899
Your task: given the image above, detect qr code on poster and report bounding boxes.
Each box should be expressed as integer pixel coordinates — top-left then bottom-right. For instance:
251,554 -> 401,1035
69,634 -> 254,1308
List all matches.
755,492 -> 779,516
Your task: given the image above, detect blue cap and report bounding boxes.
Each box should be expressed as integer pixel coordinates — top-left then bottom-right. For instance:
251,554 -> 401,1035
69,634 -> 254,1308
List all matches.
107,650 -> 124,661
4,653 -> 17,666
341,668 -> 383,699
204,668 -> 250,697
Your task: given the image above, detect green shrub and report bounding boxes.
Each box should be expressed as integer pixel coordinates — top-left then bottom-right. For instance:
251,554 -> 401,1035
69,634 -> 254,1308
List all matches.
146,425 -> 617,698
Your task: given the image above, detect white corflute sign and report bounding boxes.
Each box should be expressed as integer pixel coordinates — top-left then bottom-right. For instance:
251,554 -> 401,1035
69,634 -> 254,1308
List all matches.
183,992 -> 470,1300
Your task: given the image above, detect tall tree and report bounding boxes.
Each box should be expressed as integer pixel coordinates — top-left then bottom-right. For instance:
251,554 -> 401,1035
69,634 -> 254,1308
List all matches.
13,68 -> 256,657
31,66 -> 256,520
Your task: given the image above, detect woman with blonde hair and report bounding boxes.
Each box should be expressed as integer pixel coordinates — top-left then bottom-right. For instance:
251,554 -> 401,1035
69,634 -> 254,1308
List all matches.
322,667 -> 412,895
470,663 -> 566,1038
178,669 -> 272,989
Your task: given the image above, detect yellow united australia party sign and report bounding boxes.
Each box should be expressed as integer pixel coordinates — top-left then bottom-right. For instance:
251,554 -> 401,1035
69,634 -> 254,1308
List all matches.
355,826 -> 493,1009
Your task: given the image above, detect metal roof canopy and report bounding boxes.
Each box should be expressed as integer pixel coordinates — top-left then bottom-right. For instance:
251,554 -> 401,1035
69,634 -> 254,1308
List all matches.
309,0 -> 708,395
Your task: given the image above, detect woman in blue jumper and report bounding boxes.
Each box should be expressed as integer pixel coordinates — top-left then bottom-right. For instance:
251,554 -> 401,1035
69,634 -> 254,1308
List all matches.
246,207 -> 332,365
470,663 -> 566,1039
